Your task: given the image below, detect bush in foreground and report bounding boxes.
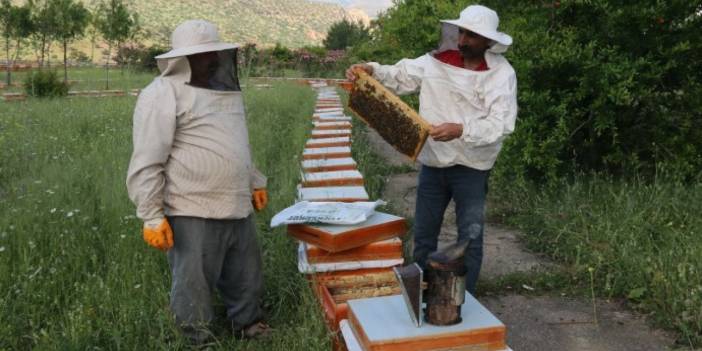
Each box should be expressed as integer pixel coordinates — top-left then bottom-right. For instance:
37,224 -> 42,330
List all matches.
23,70 -> 69,98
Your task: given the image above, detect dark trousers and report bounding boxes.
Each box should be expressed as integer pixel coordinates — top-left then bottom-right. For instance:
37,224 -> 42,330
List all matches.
167,215 -> 263,342
413,165 -> 489,294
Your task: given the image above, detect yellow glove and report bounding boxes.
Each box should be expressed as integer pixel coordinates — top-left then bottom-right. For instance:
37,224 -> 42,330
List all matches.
143,218 -> 174,251
252,188 -> 268,211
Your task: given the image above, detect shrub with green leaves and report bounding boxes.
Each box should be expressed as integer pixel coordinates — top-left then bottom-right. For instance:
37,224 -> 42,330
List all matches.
351,0 -> 702,181
23,70 -> 69,98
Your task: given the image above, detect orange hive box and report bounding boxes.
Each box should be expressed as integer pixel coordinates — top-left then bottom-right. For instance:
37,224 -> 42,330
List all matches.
348,69 -> 431,161
306,137 -> 352,149
312,129 -> 352,139
313,115 -> 352,122
316,107 -> 344,113
347,293 -> 506,351
311,268 -> 401,333
313,269 -> 401,331
288,211 -> 405,253
301,170 -> 364,187
302,146 -> 352,160
297,185 -> 369,203
314,121 -> 353,130
302,157 -> 357,173
305,238 -> 402,264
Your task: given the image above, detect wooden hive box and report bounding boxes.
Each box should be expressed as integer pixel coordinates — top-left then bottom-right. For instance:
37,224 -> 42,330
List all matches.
346,293 -> 506,351
301,170 -> 364,187
348,69 -> 431,161
2,93 -> 26,101
316,107 -> 344,113
339,321 -> 514,351
297,185 -> 369,203
288,211 -> 405,252
302,157 -> 357,173
312,268 -> 401,333
312,129 -> 352,139
302,146 -> 352,160
306,137 -> 352,149
314,121 -> 353,130
305,238 -> 403,264
314,115 -> 352,122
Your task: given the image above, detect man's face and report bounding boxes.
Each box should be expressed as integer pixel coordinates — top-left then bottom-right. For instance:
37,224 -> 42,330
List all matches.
187,51 -> 220,78
457,27 -> 492,59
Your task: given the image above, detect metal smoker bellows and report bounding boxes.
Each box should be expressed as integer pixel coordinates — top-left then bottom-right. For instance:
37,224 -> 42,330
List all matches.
395,238 -> 473,327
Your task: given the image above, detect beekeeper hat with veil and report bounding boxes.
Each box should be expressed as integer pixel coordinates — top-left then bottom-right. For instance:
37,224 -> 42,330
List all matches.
437,5 -> 513,54
155,19 -> 241,91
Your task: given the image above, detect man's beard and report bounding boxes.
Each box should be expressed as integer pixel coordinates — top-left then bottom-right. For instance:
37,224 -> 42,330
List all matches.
459,44 -> 485,60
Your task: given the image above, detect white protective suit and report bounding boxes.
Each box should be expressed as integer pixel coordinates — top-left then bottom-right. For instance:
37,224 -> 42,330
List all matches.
367,22 -> 518,170
126,55 -> 266,224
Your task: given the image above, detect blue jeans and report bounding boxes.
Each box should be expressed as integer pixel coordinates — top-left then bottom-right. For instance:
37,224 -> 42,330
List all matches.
413,165 -> 489,294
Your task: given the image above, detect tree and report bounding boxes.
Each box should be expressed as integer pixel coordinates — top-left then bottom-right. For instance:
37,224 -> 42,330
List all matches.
52,0 -> 89,82
28,0 -> 59,68
323,18 -> 370,50
1,0 -> 33,85
95,0 -> 136,89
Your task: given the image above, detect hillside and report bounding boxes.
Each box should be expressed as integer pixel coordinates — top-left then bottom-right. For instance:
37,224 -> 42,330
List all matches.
127,0 -> 369,47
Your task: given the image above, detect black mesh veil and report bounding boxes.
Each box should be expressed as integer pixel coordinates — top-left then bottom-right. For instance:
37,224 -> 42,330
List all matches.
208,48 -> 241,91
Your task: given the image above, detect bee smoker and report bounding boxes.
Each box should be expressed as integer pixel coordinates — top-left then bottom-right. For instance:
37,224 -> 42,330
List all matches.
394,238 -> 472,327
424,252 -> 467,325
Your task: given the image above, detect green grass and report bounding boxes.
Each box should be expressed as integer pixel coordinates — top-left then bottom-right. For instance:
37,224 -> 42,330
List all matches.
0,80 -> 331,349
490,172 -> 702,347
2,67 -> 156,93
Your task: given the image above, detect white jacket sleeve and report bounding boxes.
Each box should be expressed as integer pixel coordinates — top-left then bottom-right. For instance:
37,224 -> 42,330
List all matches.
367,56 -> 427,96
126,79 -> 177,223
250,166 -> 267,190
462,72 -> 518,147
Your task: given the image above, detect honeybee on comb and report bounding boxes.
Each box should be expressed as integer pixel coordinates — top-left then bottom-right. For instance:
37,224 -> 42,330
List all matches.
347,69 -> 431,161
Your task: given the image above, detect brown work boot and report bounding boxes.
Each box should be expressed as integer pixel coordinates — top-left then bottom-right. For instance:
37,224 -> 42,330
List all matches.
233,321 -> 273,340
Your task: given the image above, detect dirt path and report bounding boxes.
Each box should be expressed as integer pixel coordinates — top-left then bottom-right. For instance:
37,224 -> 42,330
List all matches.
366,129 -> 681,351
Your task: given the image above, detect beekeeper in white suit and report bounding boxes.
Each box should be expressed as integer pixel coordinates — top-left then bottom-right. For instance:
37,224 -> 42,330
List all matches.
126,19 -> 271,344
346,5 -> 518,295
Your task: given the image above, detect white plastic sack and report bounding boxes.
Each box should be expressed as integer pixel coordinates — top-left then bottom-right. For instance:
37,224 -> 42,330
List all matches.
270,200 -> 385,227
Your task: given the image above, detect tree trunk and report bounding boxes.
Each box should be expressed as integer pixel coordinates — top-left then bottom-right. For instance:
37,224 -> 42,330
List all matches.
5,34 -> 11,86
46,41 -> 52,68
63,40 -> 68,83
105,43 -> 111,90
90,36 -> 95,62
40,34 -> 46,68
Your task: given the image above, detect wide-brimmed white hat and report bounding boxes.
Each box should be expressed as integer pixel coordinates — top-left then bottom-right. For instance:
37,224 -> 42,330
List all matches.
155,20 -> 239,59
440,5 -> 512,47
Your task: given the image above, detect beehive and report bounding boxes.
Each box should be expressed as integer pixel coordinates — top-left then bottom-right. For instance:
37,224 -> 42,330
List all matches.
346,292 -> 507,351
301,170 -> 365,187
305,238 -> 403,264
306,137 -> 352,149
297,185 -> 369,203
288,211 -> 405,252
302,146 -> 352,160
348,69 -> 431,161
302,157 -> 357,173
312,268 -> 401,332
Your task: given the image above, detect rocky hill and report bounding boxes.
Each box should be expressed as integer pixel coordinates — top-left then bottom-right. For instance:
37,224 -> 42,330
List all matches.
128,0 -> 370,47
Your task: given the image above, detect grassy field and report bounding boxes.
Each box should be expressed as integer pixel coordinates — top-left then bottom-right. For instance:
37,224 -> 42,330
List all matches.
2,67 -> 155,93
0,79 -> 332,349
489,171 -> 702,347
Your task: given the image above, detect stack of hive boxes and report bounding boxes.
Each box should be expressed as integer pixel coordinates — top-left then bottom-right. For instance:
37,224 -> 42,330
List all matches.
289,81 -> 407,349
299,82 -> 513,351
